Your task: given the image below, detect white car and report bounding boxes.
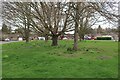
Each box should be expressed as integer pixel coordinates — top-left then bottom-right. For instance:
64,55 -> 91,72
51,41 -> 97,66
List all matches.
5,38 -> 10,41
63,37 -> 68,40
38,37 -> 45,40
18,37 -> 23,41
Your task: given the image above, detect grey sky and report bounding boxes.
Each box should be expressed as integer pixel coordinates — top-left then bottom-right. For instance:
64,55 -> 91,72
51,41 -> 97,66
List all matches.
0,1 -> 118,30
1,0 -> 119,2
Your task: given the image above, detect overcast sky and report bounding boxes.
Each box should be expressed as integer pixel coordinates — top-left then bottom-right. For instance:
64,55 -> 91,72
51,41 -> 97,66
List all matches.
0,2 -> 118,30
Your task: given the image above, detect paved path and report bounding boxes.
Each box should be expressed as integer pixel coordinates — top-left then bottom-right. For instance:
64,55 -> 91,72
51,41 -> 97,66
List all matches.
0,41 -> 19,44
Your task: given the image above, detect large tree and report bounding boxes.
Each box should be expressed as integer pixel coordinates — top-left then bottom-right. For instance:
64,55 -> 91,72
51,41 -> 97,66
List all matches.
30,2 -> 72,46
2,2 -> 119,46
2,2 -> 31,43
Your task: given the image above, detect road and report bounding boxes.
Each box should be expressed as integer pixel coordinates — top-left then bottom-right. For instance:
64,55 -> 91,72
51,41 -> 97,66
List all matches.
0,41 -> 19,44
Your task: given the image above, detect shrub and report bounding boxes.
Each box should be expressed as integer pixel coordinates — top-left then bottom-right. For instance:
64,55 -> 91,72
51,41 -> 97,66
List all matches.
67,47 -> 73,51
96,37 -> 112,40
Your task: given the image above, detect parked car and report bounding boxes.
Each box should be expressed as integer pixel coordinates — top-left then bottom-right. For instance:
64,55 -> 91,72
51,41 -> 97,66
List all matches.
5,38 -> 10,41
18,37 -> 23,41
38,37 -> 45,40
63,37 -> 68,40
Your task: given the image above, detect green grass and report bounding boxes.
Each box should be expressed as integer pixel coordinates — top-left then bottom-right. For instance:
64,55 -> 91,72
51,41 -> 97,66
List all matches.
2,40 -> 118,78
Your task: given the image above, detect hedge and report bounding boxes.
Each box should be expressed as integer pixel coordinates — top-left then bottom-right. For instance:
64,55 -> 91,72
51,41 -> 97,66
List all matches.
96,37 -> 112,40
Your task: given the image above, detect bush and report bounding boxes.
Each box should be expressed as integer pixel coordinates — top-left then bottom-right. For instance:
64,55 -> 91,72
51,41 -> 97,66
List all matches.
67,47 -> 73,51
96,37 -> 112,40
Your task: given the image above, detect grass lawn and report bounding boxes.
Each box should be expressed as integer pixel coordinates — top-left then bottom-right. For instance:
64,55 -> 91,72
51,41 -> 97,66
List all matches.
2,40 -> 118,78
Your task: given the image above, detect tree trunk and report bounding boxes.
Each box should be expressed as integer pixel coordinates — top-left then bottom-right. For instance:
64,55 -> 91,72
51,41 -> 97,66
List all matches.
51,35 -> 58,46
79,34 -> 82,41
81,34 -> 84,40
79,36 -> 82,41
73,32 -> 78,50
73,4 -> 79,50
24,17 -> 29,43
25,29 -> 29,43
79,34 -> 84,41
117,27 -> 119,42
24,3 -> 31,43
73,19 -> 78,50
45,35 -> 48,42
25,16 -> 30,43
118,36 -> 120,42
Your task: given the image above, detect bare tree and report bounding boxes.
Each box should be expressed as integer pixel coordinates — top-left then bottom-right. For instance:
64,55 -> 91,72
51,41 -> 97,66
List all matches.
30,2 -> 72,46
2,2 -> 32,43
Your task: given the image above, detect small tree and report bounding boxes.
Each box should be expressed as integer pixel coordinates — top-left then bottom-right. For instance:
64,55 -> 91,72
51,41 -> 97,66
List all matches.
1,23 -> 11,34
97,25 -> 103,35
